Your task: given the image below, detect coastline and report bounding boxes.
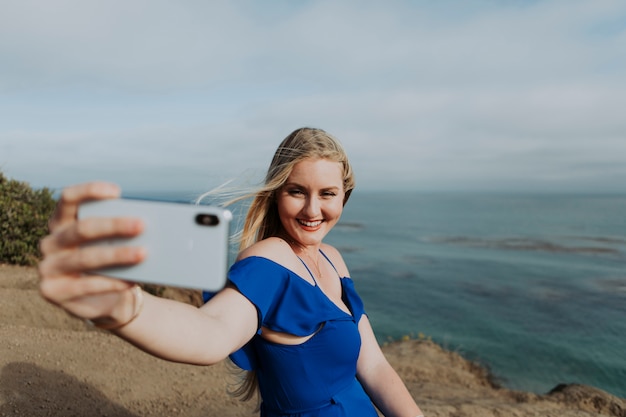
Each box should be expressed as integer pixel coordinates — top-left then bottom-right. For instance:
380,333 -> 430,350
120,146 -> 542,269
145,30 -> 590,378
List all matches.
1,264 -> 624,417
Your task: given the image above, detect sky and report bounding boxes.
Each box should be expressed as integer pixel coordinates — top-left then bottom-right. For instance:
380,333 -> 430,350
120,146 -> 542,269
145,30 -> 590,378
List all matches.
1,0 -> 625,194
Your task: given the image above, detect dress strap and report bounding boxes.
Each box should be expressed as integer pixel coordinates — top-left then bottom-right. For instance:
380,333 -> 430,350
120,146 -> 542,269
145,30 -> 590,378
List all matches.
296,256 -> 318,285
319,249 -> 341,278
297,249 -> 341,284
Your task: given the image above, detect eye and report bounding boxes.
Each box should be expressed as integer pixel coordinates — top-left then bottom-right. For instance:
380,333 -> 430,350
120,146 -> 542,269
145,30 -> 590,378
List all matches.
288,188 -> 305,196
321,191 -> 337,198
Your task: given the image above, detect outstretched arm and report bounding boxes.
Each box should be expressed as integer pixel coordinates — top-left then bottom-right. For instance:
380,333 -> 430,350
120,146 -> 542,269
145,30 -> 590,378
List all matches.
356,315 -> 423,417
113,286 -> 257,365
38,182 -> 258,365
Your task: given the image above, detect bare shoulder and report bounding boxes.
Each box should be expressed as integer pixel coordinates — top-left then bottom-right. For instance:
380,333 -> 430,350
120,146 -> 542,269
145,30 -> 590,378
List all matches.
237,237 -> 298,268
320,243 -> 350,277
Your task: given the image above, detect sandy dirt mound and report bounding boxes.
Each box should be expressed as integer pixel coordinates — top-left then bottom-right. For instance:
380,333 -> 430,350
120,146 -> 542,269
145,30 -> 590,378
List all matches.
1,264 -> 624,417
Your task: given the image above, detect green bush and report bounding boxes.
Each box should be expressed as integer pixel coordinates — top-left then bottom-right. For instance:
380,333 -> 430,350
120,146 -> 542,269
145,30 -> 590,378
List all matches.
0,171 -> 57,266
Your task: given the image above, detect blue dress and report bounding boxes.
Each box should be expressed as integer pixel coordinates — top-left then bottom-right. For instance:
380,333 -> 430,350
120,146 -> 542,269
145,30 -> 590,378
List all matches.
204,253 -> 378,417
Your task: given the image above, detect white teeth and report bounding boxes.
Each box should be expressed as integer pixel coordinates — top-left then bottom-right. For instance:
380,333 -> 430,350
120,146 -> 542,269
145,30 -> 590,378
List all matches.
299,220 -> 322,227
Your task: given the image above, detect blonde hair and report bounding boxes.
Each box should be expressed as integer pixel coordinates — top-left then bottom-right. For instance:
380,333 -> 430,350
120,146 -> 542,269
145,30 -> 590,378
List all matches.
228,127 -> 355,402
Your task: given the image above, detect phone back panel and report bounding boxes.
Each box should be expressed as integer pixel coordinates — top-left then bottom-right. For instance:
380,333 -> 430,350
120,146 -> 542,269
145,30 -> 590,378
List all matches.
79,199 -> 232,291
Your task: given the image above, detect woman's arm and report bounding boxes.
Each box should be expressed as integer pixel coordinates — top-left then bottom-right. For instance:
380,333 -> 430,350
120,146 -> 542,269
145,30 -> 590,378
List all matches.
114,286 -> 257,365
38,182 -> 258,365
356,315 -> 423,417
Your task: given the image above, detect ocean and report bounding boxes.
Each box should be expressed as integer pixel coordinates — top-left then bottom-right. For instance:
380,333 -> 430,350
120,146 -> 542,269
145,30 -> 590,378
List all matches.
127,190 -> 626,399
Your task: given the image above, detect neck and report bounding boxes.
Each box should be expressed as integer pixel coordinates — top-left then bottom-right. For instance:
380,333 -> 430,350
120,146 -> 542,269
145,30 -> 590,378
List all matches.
292,244 -> 323,281
279,234 -> 321,258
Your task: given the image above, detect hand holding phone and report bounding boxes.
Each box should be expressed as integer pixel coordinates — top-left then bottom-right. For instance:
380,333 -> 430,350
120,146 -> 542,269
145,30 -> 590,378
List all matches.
79,199 -> 232,291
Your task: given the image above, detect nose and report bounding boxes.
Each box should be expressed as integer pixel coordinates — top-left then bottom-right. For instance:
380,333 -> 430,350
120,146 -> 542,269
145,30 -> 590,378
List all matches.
302,195 -> 321,218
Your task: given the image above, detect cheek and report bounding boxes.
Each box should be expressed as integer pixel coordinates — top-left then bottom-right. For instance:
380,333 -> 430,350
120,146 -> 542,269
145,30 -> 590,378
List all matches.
326,201 -> 344,219
277,197 -> 300,219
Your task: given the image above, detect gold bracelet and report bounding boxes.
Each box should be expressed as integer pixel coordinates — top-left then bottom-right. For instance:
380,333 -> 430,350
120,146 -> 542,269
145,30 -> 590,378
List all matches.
91,284 -> 144,330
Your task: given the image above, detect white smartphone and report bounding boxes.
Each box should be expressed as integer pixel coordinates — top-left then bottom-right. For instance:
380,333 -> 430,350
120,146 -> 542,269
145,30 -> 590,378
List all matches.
78,198 -> 232,291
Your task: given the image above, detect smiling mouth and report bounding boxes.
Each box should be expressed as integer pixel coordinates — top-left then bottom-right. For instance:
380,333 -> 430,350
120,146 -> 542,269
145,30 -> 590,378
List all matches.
298,219 -> 323,228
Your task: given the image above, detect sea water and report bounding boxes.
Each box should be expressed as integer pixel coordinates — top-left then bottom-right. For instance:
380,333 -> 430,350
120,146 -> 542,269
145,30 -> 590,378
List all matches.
127,190 -> 626,398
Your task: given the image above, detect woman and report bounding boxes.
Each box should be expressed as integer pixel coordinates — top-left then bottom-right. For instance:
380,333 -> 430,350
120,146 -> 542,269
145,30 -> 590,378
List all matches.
38,127 -> 423,417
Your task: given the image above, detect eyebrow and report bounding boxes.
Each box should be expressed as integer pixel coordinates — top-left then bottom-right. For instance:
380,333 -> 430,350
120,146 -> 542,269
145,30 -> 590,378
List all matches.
283,182 -> 341,191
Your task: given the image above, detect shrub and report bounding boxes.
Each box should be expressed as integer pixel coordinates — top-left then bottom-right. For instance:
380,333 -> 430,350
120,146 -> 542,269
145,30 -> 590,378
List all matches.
0,171 -> 57,266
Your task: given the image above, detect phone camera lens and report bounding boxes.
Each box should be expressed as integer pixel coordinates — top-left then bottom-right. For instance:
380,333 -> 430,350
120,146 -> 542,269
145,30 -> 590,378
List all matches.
195,214 -> 219,226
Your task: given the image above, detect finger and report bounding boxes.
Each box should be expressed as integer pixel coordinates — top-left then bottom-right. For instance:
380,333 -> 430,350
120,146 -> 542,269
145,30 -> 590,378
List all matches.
49,182 -> 121,231
40,274 -> 133,307
38,244 -> 146,279
40,216 -> 144,255
64,292 -> 131,320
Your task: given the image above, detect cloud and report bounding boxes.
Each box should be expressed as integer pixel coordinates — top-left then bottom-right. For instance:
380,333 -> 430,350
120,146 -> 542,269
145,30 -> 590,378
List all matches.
1,0 -> 625,192
3,1 -> 620,91
0,1 -> 253,91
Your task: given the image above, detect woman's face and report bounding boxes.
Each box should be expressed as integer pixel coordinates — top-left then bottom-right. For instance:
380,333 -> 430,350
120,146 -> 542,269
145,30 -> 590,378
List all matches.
276,158 -> 345,248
